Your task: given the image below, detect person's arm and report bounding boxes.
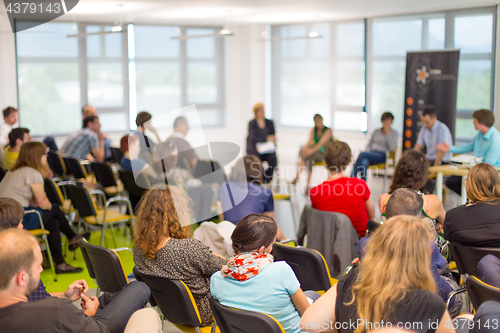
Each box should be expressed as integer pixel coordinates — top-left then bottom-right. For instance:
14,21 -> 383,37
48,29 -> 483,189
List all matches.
247,120 -> 259,145
309,128 -> 333,154
434,149 -> 445,166
430,195 -> 446,227
301,129 -> 316,158
365,196 -> 375,220
90,132 -> 105,163
435,310 -> 456,333
148,126 -> 162,143
80,293 -> 100,317
290,288 -> 310,316
483,139 -> 500,165
301,284 -> 338,332
29,183 -> 52,210
51,280 -> 89,301
386,130 -> 398,152
415,128 -> 425,152
414,143 -> 424,152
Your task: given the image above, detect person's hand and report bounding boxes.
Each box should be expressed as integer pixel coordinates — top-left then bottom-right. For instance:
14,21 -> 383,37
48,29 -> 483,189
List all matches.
64,280 -> 89,301
81,293 -> 99,317
149,126 -> 158,134
436,222 -> 443,234
97,130 -> 105,141
435,142 -> 450,153
301,146 -> 313,158
266,134 -> 276,142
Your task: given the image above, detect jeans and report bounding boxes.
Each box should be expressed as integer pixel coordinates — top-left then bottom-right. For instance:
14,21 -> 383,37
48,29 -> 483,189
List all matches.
23,206 -> 76,265
471,301 -> 500,333
478,255 -> 500,288
351,151 -> 386,181
94,281 -> 151,333
304,290 -> 321,303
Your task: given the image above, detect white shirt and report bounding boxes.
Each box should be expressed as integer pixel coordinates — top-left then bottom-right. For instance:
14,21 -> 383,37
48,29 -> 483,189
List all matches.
0,122 -> 17,147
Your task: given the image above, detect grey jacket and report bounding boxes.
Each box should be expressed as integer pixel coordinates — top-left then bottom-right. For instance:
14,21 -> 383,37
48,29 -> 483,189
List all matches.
297,205 -> 359,279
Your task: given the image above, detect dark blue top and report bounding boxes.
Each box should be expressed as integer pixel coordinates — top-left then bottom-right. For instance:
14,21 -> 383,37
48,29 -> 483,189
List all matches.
218,182 -> 274,224
120,157 -> 147,172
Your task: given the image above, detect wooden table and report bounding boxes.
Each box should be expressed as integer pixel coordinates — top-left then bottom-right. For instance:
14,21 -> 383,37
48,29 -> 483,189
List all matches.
429,165 -> 470,204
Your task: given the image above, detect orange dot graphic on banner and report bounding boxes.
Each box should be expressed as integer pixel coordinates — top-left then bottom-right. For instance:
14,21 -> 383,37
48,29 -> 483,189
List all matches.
405,140 -> 412,149
406,119 -> 412,127
407,97 -> 413,105
406,108 -> 413,116
405,130 -> 412,138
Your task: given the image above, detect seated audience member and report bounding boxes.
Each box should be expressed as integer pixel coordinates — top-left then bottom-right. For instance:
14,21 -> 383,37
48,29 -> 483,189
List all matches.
61,115 -> 105,162
246,103 -> 277,184
291,114 -> 333,190
478,255 -> 500,288
0,228 -> 150,333
351,111 -> 398,182
444,162 -> 500,247
0,106 -> 18,147
3,127 -> 30,170
361,188 -> 462,318
310,141 -> 375,238
120,134 -> 156,178
133,185 -> 226,326
0,141 -> 82,273
211,214 -> 317,333
301,215 -> 456,333
81,104 -> 112,160
379,150 -> 447,255
133,111 -> 162,163
153,140 -> 201,187
437,109 -> 500,195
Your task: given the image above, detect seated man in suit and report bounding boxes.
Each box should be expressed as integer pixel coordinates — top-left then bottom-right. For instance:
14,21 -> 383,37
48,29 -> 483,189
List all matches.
0,228 -> 151,333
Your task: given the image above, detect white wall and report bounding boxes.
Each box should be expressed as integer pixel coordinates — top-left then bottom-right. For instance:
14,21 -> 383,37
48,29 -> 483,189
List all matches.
0,15 -> 17,109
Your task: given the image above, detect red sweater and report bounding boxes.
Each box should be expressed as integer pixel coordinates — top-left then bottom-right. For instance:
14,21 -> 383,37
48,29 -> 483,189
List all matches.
310,177 -> 370,238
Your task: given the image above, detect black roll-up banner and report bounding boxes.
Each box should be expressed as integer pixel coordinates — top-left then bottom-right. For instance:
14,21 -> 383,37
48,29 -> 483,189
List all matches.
403,50 -> 460,151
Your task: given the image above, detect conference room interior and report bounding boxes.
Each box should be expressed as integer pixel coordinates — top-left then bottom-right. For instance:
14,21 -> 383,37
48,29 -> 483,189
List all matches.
1,0 -> 500,332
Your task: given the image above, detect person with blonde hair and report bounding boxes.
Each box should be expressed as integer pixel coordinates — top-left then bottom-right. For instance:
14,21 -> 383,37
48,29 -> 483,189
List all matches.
301,215 -> 456,333
247,103 -> 277,184
133,185 -> 226,326
444,162 -> 500,247
0,141 -> 82,273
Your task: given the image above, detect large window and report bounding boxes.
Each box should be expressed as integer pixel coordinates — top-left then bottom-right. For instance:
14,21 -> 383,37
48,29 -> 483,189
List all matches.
366,7 -> 496,139
15,21 -> 226,136
271,21 -> 366,131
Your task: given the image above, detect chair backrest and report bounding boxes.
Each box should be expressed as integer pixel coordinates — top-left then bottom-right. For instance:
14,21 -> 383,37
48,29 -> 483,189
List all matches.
132,266 -> 202,327
466,276 -> 500,311
44,179 -> 64,206
450,242 -> 500,277
63,157 -> 87,179
47,151 -> 66,177
118,170 -> 149,197
92,162 -> 117,188
209,298 -> 285,333
110,147 -> 124,164
80,240 -> 128,293
273,242 -> 331,292
66,184 -> 97,218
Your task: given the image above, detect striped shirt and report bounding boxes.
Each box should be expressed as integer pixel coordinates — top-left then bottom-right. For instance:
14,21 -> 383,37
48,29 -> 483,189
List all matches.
61,128 -> 99,160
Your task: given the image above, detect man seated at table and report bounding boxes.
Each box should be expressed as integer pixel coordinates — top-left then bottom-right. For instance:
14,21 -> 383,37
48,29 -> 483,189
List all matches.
414,108 -> 453,193
3,128 -> 31,170
436,109 -> 500,195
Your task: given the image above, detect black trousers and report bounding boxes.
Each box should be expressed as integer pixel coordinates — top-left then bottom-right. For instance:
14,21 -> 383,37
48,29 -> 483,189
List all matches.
445,175 -> 463,195
42,205 -> 76,265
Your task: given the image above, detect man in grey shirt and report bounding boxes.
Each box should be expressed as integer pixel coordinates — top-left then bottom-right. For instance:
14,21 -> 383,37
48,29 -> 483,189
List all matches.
351,112 -> 398,181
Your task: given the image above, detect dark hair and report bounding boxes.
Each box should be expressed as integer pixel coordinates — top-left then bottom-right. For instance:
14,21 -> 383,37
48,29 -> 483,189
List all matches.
385,188 -> 424,219
473,109 -> 495,128
323,141 -> 352,172
421,108 -> 436,118
229,155 -> 263,184
82,115 -> 99,128
8,128 -> 30,148
313,114 -> 323,121
231,214 -> 278,253
389,150 -> 429,193
381,112 -> 394,122
173,116 -> 187,128
136,111 -> 152,127
0,198 -> 25,230
2,106 -> 17,119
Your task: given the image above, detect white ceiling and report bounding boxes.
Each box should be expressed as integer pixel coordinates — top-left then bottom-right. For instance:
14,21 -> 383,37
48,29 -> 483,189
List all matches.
57,0 -> 498,26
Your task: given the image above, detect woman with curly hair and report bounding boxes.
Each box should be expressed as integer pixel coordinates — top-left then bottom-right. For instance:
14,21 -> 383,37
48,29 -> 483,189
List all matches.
301,215 -> 457,333
309,141 -> 375,238
379,149 -> 446,228
132,185 -> 226,326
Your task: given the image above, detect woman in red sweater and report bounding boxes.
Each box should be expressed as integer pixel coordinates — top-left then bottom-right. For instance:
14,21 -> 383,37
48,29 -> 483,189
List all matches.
309,141 -> 375,238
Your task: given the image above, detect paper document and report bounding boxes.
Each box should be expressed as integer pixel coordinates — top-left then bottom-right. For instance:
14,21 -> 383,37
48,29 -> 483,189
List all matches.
256,141 -> 276,154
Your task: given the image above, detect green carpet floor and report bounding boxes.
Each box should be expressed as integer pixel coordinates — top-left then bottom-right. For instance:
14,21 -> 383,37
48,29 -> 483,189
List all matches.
41,226 -> 135,293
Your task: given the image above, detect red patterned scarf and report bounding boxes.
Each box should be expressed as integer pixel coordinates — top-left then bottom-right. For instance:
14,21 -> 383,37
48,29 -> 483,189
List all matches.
221,252 -> 274,281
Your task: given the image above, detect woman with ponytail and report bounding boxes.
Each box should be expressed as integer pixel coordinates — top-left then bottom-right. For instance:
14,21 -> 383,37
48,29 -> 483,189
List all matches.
301,215 -> 456,333
133,185 -> 225,326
